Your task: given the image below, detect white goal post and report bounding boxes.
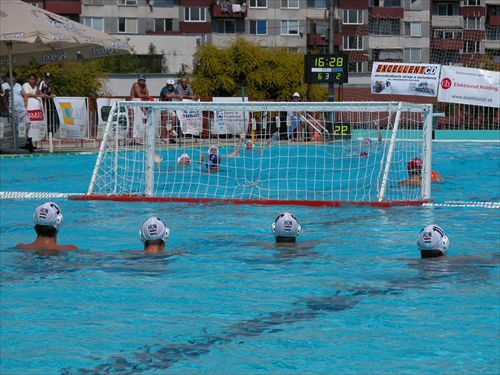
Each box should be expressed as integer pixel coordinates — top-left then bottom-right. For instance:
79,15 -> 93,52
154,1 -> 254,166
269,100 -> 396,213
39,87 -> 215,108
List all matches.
83,100 -> 434,207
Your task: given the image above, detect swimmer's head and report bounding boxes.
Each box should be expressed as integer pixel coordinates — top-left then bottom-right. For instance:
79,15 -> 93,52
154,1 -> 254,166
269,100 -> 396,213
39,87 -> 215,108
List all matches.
272,212 -> 301,243
33,201 -> 63,232
245,140 -> 254,151
177,153 -> 191,166
417,224 -> 449,258
209,145 -> 218,154
360,151 -> 368,157
363,138 -> 371,146
139,217 -> 170,244
407,157 -> 422,175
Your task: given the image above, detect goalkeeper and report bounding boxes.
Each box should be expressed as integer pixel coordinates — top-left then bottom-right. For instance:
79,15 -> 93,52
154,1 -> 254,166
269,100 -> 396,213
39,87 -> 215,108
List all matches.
228,132 -> 279,157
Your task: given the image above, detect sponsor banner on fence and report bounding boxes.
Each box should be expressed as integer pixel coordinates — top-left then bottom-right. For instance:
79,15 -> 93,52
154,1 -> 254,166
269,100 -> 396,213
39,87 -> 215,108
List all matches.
96,98 -> 128,139
27,97 -> 46,141
178,99 -> 203,136
371,62 -> 440,96
53,97 -> 88,139
130,98 -> 159,139
212,97 -> 249,135
437,66 -> 500,109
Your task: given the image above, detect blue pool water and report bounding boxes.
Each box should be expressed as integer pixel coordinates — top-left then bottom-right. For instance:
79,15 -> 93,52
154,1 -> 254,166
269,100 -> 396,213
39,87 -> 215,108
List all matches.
0,142 -> 499,375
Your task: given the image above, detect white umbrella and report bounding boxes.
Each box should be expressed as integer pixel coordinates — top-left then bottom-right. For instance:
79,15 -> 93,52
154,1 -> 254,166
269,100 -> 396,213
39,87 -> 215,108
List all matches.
0,0 -> 130,152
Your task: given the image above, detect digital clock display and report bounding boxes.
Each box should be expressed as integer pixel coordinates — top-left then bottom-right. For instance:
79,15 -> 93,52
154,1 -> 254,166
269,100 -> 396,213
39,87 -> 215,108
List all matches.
304,54 -> 348,84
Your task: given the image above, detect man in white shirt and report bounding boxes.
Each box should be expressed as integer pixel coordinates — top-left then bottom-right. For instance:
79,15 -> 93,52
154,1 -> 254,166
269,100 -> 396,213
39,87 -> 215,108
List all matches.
1,71 -> 32,151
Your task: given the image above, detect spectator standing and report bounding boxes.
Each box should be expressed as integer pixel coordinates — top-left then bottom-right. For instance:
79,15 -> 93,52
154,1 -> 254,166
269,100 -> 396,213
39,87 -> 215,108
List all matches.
129,74 -> 150,100
176,76 -> 196,100
159,79 -> 181,143
38,72 -> 58,135
1,71 -> 33,152
288,92 -> 302,141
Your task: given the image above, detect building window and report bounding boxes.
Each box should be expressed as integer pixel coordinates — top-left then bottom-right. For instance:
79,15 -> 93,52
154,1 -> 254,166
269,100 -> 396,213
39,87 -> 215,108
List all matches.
370,18 -> 401,35
486,26 -> 500,41
404,48 -> 421,63
281,20 -> 299,35
464,0 -> 480,6
281,0 -> 299,8
217,19 -> 236,34
118,18 -> 137,33
370,0 -> 401,6
463,40 -> 481,54
343,36 -> 363,50
82,0 -> 104,5
154,18 -> 173,32
249,0 -> 267,8
117,0 -> 137,5
153,0 -> 174,5
433,28 -> 463,39
404,22 -> 421,37
250,20 -> 268,35
314,0 -> 327,8
343,10 -> 363,25
83,17 -> 104,31
464,17 -> 481,30
185,7 -> 206,22
348,62 -> 363,73
432,2 -> 459,16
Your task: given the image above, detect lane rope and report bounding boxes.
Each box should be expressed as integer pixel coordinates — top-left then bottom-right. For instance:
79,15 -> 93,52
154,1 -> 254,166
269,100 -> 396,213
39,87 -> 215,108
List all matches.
0,192 -> 82,199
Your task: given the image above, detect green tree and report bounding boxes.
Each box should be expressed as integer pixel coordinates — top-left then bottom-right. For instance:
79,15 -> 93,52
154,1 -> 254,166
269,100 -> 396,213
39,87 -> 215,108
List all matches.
7,60 -> 110,97
191,36 -> 327,101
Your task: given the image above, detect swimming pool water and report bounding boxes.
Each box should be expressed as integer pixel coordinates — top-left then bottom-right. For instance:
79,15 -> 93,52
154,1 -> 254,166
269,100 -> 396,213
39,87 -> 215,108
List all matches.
0,142 -> 499,374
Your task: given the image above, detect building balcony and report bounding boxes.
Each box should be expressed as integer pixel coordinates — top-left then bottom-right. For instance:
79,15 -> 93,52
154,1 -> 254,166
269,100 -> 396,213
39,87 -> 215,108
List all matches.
338,0 -> 368,9
369,7 -> 404,19
211,3 -> 247,18
179,0 -> 211,6
460,7 -> 485,17
306,33 -> 342,48
44,0 -> 81,14
487,15 -> 500,27
431,38 -> 462,50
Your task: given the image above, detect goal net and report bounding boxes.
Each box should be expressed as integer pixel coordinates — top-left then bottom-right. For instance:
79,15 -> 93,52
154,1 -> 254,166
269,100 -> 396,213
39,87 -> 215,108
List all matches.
84,100 -> 434,206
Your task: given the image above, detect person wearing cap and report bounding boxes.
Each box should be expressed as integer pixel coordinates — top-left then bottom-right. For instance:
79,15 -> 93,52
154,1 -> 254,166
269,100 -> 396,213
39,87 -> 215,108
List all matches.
15,202 -> 78,252
130,74 -> 150,100
1,71 -> 34,151
399,157 -> 442,186
139,217 -> 183,254
288,92 -> 303,141
228,132 -> 277,157
199,145 -> 221,172
154,152 -> 192,169
417,224 -> 450,258
38,72 -> 58,136
272,212 -> 301,243
159,79 -> 182,143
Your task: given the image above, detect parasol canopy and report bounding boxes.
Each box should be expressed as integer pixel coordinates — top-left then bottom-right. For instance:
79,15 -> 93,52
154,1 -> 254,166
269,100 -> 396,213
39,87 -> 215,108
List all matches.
0,0 -> 130,67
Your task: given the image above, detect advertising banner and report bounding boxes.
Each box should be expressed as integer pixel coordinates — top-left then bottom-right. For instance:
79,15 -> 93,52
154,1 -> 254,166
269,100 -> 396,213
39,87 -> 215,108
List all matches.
371,62 -> 440,97
437,66 -> 500,108
53,97 -> 88,139
26,97 -> 46,141
212,97 -> 249,135
96,98 -> 128,139
178,99 -> 203,136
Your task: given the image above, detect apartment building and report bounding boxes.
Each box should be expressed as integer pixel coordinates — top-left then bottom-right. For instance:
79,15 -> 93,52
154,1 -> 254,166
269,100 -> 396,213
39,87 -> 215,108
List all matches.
28,0 -> 500,75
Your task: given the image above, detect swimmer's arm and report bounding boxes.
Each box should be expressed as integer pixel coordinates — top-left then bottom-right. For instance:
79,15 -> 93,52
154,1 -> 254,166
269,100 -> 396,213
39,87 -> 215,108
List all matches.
154,153 -> 163,169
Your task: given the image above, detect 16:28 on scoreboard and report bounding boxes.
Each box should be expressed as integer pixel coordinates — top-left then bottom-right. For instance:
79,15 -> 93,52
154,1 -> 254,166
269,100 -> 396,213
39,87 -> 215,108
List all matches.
304,54 -> 349,84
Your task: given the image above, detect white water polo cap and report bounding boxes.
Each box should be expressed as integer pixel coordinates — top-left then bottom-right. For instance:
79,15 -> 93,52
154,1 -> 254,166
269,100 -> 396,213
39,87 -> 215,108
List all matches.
33,202 -> 63,231
272,212 -> 301,238
139,217 -> 170,244
417,225 -> 449,256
